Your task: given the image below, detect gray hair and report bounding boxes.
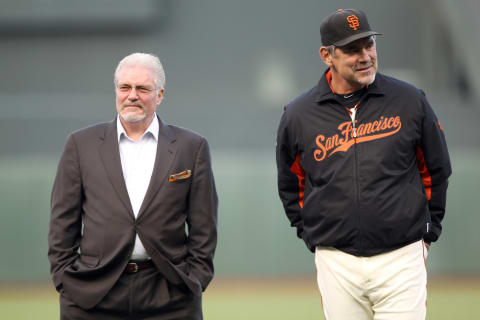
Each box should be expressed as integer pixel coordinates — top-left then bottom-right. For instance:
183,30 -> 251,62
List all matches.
114,52 -> 165,92
326,45 -> 336,58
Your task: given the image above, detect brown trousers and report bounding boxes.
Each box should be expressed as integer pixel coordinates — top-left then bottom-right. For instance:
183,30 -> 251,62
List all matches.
60,266 -> 202,320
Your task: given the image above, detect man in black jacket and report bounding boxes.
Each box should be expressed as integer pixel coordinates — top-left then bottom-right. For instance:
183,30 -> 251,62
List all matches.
276,9 -> 451,320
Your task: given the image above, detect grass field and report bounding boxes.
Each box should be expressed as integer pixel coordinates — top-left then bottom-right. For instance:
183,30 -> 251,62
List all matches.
1,276 -> 479,319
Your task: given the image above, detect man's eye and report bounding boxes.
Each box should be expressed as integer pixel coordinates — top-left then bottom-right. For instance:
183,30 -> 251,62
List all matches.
119,86 -> 130,91
343,47 -> 357,54
138,87 -> 151,93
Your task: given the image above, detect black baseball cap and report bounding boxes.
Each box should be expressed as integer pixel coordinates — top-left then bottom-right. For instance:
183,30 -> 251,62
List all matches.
320,9 -> 381,46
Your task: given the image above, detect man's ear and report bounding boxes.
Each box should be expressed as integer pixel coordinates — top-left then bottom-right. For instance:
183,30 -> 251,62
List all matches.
156,89 -> 164,106
319,47 -> 332,67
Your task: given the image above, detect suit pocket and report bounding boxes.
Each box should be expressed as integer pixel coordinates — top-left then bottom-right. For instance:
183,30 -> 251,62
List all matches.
173,259 -> 190,276
170,250 -> 188,264
168,170 -> 192,182
79,254 -> 100,268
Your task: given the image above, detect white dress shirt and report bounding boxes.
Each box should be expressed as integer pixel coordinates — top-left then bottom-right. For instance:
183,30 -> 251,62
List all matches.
117,115 -> 159,260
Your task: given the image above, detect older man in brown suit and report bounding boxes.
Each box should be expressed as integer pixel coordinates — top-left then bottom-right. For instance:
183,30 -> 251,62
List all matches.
48,52 -> 218,319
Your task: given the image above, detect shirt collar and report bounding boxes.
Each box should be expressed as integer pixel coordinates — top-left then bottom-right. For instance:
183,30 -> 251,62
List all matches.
117,114 -> 159,142
314,68 -> 385,103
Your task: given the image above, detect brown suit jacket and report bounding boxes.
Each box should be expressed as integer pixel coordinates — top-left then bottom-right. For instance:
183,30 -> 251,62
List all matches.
48,116 -> 218,309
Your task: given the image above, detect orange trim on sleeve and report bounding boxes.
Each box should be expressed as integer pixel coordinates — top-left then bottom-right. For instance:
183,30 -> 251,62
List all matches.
437,120 -> 444,131
416,147 -> 432,200
290,154 -> 305,208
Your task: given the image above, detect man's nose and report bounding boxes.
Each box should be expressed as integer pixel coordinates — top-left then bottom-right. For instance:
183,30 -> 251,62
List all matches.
128,88 -> 139,100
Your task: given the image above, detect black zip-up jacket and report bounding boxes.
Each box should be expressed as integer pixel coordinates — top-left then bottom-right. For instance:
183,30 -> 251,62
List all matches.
276,70 -> 451,256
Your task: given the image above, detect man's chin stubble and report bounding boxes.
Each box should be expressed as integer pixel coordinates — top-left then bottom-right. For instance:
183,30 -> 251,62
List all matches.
120,113 -> 147,124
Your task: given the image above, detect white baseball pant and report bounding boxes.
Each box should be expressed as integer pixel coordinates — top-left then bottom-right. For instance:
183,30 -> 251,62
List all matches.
315,240 -> 428,320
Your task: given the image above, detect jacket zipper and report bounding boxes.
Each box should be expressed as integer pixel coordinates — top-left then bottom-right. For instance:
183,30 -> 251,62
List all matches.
349,103 -> 360,206
351,115 -> 360,206
349,102 -> 362,251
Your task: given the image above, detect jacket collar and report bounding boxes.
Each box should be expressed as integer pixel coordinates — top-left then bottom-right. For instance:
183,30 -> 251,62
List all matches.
98,114 -> 177,220
314,68 -> 385,103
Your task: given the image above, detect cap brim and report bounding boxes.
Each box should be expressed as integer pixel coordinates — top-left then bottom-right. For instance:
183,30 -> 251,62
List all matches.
333,31 -> 381,47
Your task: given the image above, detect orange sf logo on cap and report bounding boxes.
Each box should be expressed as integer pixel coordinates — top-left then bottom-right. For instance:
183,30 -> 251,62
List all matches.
347,15 -> 360,30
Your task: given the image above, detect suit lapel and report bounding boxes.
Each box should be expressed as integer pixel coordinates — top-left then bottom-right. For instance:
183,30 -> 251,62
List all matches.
137,116 -> 177,219
99,119 -> 134,218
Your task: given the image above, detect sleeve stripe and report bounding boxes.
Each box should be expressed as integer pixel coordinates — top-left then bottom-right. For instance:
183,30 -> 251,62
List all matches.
289,154 -> 305,208
416,147 -> 432,200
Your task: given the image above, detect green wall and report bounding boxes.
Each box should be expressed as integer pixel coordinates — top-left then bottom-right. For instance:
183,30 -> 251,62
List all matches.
0,148 -> 478,282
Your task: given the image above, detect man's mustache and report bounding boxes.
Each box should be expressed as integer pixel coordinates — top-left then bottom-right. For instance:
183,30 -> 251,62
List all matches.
121,102 -> 145,110
354,63 -> 374,71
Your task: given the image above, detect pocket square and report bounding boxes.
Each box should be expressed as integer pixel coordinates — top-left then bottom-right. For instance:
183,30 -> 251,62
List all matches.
168,169 -> 192,182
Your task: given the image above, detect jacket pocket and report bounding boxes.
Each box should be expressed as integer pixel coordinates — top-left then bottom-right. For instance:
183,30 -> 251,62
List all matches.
170,248 -> 188,264
79,254 -> 100,268
173,259 -> 190,276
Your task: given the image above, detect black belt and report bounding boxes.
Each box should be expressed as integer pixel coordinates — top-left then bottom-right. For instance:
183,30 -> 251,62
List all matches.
125,260 -> 155,274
